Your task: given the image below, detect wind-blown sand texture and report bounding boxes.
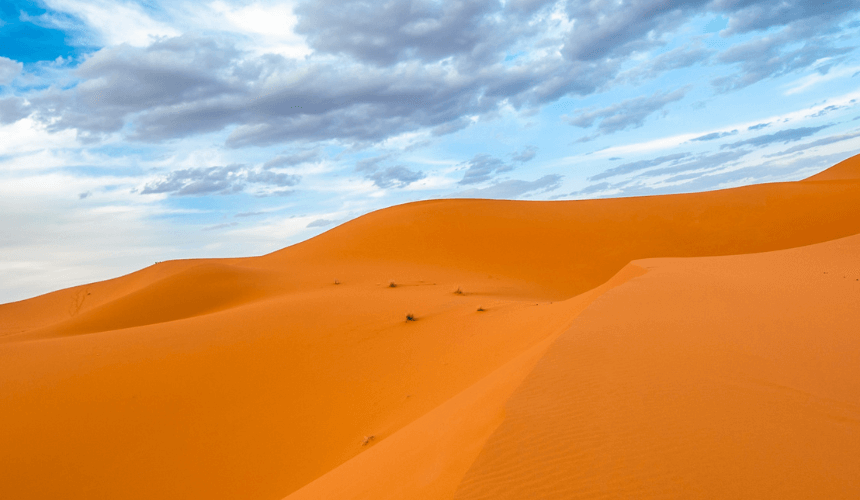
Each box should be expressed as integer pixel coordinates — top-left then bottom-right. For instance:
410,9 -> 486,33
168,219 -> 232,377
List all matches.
2,154 -> 859,499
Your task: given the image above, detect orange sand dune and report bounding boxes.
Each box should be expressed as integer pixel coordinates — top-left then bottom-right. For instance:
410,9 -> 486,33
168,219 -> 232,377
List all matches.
454,232 -> 860,499
1,154 -> 859,499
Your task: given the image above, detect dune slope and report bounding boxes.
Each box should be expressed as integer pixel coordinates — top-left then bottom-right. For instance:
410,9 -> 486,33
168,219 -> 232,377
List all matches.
454,233 -> 860,499
1,154 -> 859,499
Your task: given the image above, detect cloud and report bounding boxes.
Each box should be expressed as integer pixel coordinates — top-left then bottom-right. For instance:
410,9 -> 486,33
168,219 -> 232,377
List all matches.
712,28 -> 855,91
306,218 -> 334,228
355,155 -> 425,188
202,222 -> 239,231
748,122 -> 771,130
0,97 -> 30,124
561,0 -> 706,62
620,46 -> 714,84
452,174 -> 562,199
721,124 -> 832,149
511,145 -> 538,162
30,34 -> 245,140
767,129 -> 860,157
141,164 -> 300,196
589,153 -> 691,181
0,56 -> 23,85
632,150 -> 749,179
15,0 -> 860,154
458,154 -> 514,185
566,88 -> 689,135
691,129 -> 738,141
293,0 -> 521,67
721,0 -> 860,35
366,165 -> 426,189
263,149 -> 322,169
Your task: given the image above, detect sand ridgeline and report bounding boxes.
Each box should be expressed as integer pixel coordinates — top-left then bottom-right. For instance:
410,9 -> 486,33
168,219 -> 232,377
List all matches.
1,154 -> 859,499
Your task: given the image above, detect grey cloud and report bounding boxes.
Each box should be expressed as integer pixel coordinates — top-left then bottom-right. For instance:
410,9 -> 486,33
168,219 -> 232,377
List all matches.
563,0 -> 709,62
632,150 -> 749,178
566,88 -> 689,135
512,145 -> 538,162
141,164 -> 300,196
719,0 -> 860,35
235,211 -> 264,218
20,1 -> 860,150
355,155 -> 425,188
589,153 -> 691,181
431,117 -> 473,136
306,218 -> 334,228
10,13 -> 623,148
712,29 -> 854,91
355,154 -> 391,173
78,191 -> 91,199
691,129 -> 738,141
571,181 -> 614,197
721,125 -> 832,149
0,96 -> 29,124
142,165 -> 246,196
263,149 -> 322,169
245,170 -> 301,187
621,150 -> 858,197
452,174 -> 563,199
503,0 -> 557,15
767,129 -> 860,157
203,222 -> 239,231
807,104 -> 844,119
459,154 -> 514,185
293,0 -> 521,67
559,0 -> 859,85
0,56 -> 23,85
366,165 -> 426,189
31,35 -> 246,139
749,122 -> 771,130
621,46 -> 714,84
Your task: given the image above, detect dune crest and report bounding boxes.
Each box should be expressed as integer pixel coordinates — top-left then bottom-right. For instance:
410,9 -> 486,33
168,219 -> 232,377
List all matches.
1,154 -> 859,499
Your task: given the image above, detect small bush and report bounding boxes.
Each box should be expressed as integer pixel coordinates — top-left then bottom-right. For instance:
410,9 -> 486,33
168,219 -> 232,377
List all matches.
454,286 -> 464,295
406,312 -> 416,321
361,435 -> 375,446
334,279 -> 340,285
477,306 -> 485,312
389,280 -> 397,288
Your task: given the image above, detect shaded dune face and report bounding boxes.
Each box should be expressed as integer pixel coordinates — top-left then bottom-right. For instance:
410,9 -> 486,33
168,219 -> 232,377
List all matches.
0,154 -> 859,500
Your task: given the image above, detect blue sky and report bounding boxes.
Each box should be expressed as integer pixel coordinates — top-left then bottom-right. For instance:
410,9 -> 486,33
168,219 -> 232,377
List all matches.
2,0 -> 860,303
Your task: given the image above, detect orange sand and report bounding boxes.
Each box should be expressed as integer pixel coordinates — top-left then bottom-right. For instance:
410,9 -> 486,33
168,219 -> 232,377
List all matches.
1,154 -> 859,499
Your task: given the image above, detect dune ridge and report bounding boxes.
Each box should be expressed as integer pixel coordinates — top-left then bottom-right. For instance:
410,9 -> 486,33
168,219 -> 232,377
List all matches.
1,154 -> 859,499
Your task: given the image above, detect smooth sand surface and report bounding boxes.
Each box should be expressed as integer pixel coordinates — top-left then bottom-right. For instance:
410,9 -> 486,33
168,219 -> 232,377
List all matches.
454,232 -> 860,499
1,153 -> 859,499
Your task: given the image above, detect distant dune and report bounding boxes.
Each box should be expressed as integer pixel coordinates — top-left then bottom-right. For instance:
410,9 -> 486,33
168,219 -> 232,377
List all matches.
1,154 -> 859,499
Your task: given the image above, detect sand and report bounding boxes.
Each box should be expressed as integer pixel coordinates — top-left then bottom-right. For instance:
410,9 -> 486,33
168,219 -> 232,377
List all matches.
1,153 -> 858,499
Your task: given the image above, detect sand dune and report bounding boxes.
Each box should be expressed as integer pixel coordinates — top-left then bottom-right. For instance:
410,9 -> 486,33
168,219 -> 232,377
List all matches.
454,232 -> 860,499
1,154 -> 859,499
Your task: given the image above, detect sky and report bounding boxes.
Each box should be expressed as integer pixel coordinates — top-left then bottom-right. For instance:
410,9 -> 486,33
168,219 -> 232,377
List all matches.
2,0 -> 860,304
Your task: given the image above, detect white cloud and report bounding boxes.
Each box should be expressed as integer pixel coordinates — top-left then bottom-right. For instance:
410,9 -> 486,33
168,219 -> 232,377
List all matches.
783,65 -> 860,95
42,0 -> 180,46
208,1 -> 312,58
